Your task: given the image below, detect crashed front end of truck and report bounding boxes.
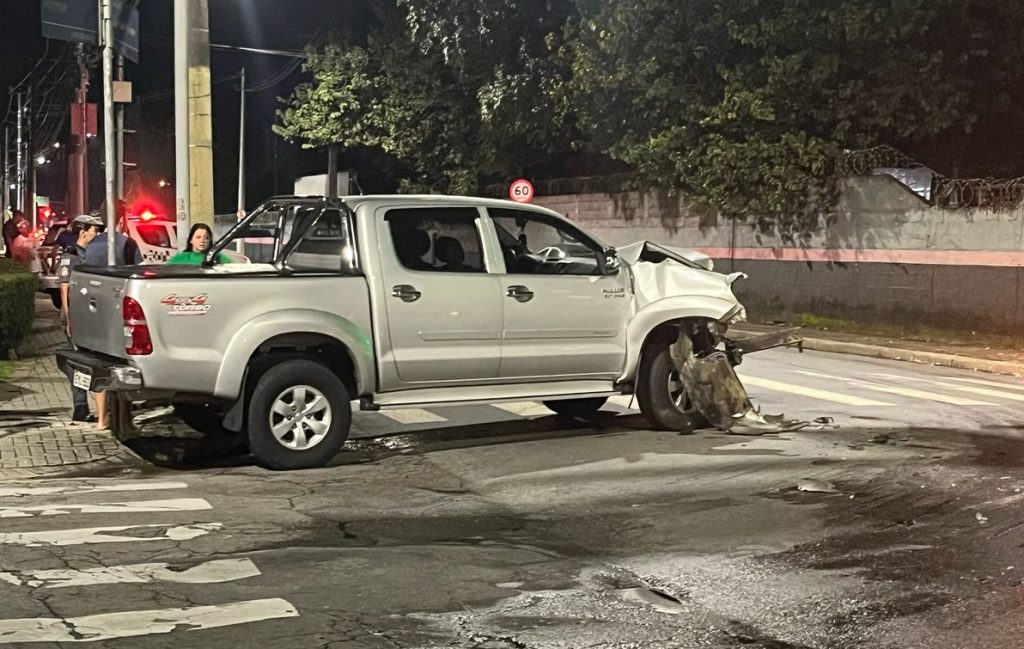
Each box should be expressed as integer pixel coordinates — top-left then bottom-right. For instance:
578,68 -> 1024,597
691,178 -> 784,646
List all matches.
618,241 -> 804,435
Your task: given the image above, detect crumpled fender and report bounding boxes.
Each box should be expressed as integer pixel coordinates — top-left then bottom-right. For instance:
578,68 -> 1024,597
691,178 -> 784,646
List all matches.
617,295 -> 740,384
214,309 -> 375,399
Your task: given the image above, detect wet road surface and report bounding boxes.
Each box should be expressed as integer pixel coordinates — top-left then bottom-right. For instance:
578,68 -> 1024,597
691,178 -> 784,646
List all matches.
3,349 -> 1024,647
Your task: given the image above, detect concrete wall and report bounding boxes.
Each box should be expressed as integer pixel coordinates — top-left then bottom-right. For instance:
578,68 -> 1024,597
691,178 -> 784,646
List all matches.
535,177 -> 1024,334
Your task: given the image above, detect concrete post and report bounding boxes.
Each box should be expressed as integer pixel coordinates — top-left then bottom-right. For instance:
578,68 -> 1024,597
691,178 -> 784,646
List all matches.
102,0 -> 117,265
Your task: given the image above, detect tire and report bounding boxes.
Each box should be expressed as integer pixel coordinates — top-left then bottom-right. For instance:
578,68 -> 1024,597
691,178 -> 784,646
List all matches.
48,290 -> 61,310
174,402 -> 231,436
543,397 -> 607,418
635,340 -> 708,432
247,359 -> 351,470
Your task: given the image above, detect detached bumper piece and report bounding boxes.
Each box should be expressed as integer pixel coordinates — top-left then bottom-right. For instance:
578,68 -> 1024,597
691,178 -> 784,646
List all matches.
55,344 -> 143,393
724,328 -> 803,365
671,328 -> 807,435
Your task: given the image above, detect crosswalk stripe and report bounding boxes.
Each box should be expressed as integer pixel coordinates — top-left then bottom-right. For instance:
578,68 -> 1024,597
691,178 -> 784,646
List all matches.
795,371 -> 994,406
0,598 -> 298,643
0,482 -> 188,498
377,408 -> 448,424
606,395 -> 638,410
0,498 -> 212,519
738,375 -> 895,406
869,373 -> 1024,402
491,402 -> 553,417
0,523 -> 222,547
0,558 -> 261,589
944,376 -> 1024,392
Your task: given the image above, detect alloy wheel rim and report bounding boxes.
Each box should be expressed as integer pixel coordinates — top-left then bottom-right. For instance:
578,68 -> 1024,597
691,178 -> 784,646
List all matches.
667,370 -> 695,413
269,384 -> 332,451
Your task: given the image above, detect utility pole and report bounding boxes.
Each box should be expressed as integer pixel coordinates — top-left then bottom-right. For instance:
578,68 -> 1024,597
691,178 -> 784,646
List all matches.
68,45 -> 90,219
102,0 -> 117,265
2,128 -> 8,240
174,0 -> 215,248
116,55 -> 125,199
15,91 -> 23,213
237,67 -> 245,213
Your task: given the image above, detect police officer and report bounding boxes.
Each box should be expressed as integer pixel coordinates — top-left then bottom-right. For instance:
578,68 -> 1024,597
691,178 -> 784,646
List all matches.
60,214 -> 105,423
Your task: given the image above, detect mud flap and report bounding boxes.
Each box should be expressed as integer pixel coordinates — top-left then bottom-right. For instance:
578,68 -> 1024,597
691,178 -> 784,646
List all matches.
670,327 -> 807,434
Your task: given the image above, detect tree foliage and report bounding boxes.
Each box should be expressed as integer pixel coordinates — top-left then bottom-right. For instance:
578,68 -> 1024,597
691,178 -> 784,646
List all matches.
277,0 -> 1019,232
562,0 -> 987,235
275,0 -> 575,193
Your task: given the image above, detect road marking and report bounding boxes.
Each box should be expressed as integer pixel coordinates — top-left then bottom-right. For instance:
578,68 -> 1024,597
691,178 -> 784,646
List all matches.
738,375 -> 895,406
0,523 -> 222,547
0,558 -> 260,589
607,395 -> 638,410
795,371 -> 995,406
491,402 -> 553,417
377,408 -> 448,424
0,498 -> 212,519
0,481 -> 188,498
869,373 -> 1024,402
944,376 -> 1024,392
0,598 -> 298,643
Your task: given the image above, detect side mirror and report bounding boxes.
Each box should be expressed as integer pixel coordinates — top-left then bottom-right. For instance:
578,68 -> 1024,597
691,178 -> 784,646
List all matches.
602,249 -> 620,275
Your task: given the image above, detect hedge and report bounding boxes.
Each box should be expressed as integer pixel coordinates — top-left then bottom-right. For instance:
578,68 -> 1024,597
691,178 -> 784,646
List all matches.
0,258 -> 37,356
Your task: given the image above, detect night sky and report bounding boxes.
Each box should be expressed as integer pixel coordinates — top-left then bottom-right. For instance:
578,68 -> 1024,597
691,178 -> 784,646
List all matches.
1,0 -> 373,216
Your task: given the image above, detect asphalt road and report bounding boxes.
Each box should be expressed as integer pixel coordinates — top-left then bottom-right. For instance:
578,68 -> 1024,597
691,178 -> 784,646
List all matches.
3,348 -> 1024,648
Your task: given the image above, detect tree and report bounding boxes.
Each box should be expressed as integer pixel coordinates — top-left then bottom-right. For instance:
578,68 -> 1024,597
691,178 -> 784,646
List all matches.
276,0 -> 577,193
561,0 -> 980,236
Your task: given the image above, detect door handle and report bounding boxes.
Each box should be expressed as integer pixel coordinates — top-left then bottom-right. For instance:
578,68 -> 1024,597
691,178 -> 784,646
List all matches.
391,284 -> 422,302
506,285 -> 534,303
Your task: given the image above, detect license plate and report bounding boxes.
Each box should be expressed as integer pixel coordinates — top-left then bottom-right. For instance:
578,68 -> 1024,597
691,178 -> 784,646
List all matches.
72,370 -> 91,391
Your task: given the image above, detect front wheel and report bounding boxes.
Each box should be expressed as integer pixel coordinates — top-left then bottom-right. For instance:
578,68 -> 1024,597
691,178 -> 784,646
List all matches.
247,359 -> 351,470
635,341 -> 708,432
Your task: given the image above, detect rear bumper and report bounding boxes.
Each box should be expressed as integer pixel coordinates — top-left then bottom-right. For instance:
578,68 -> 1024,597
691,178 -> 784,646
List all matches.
55,345 -> 144,392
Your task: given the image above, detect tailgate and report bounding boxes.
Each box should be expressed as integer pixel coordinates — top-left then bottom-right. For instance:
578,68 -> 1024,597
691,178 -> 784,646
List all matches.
68,270 -> 131,359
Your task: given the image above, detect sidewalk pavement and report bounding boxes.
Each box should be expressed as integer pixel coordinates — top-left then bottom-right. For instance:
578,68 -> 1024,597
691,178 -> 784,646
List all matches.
732,323 -> 1024,377
3,296 -> 1024,479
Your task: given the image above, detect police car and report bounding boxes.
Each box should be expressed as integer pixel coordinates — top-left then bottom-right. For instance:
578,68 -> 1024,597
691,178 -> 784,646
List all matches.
37,211 -> 180,308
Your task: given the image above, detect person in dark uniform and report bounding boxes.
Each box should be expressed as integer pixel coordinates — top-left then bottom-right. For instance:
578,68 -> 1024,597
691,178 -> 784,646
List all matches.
59,214 -> 106,423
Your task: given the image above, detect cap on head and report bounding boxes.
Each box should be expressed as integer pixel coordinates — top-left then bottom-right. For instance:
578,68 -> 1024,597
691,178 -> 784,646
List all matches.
72,214 -> 106,231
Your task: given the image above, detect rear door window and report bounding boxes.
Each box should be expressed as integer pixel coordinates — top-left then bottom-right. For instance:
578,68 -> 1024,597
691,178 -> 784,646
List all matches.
385,207 -> 485,273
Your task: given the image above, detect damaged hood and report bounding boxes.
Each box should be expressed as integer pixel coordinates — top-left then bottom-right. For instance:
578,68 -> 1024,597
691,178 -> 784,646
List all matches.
616,241 -> 714,271
617,241 -> 746,311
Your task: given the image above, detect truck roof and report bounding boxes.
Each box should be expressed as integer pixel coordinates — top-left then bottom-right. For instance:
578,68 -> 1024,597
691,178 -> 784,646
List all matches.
274,194 -> 565,218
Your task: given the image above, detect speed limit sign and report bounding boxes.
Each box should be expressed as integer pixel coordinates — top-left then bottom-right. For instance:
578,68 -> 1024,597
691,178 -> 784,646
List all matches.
509,178 -> 535,203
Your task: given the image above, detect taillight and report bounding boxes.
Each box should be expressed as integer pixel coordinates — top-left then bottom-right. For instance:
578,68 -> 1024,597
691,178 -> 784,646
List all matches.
123,296 -> 153,355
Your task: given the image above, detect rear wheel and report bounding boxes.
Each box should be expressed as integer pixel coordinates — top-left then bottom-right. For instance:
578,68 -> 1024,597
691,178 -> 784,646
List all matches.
247,359 -> 351,470
48,290 -> 61,310
543,397 -> 607,418
636,336 -> 709,432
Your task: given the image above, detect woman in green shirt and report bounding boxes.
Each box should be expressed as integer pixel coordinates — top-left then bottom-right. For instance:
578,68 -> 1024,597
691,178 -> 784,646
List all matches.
167,223 -> 232,265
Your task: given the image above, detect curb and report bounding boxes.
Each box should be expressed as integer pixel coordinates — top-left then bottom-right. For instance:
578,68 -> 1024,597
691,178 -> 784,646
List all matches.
794,337 -> 1024,378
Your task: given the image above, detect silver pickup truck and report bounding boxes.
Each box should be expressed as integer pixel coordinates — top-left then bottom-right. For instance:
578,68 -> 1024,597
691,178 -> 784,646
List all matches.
57,195 -> 749,470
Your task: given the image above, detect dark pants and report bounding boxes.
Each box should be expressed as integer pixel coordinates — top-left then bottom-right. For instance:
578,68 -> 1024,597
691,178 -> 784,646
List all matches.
65,333 -> 90,418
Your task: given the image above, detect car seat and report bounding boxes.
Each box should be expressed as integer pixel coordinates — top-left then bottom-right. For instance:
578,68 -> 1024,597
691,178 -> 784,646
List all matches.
435,236 -> 475,272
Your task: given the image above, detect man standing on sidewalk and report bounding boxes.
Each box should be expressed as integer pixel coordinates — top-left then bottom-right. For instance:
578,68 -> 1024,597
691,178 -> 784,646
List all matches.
59,214 -> 106,424
84,200 -> 143,266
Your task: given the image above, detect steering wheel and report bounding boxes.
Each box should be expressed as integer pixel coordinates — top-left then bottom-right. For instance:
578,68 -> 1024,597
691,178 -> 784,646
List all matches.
538,246 -> 567,261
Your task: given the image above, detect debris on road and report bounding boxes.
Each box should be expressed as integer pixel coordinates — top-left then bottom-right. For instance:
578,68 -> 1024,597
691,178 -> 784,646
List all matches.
976,512 -> 989,525
797,478 -> 839,494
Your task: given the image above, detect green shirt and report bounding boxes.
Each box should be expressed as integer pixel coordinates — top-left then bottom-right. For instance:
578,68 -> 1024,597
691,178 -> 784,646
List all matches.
166,250 -> 233,265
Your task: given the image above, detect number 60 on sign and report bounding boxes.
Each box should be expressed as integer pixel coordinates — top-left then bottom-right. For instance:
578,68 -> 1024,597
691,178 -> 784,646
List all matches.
509,179 -> 535,203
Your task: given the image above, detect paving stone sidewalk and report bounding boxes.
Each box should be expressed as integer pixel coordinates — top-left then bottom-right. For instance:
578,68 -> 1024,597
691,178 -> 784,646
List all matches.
0,299 -> 144,478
